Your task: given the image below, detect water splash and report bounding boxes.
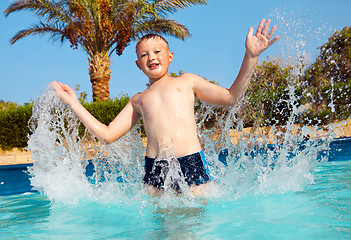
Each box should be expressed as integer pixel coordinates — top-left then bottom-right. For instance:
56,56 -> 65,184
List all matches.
27,88 -> 146,205
26,83 -> 334,208
26,9 -> 342,208
195,101 -> 332,201
270,7 -> 333,64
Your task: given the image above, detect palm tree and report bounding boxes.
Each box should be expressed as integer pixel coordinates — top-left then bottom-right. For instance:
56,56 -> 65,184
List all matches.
5,0 -> 207,101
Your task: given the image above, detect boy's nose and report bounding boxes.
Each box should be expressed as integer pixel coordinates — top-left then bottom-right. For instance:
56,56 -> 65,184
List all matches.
148,53 -> 156,61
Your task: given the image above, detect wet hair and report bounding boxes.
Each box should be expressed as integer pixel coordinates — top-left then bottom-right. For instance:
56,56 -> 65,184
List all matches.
135,34 -> 169,53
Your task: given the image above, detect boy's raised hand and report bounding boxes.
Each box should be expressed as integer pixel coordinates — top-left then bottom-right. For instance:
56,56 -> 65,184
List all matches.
246,19 -> 279,58
51,81 -> 79,106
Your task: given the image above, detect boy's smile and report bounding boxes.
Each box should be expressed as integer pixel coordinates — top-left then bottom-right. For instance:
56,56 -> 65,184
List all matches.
148,62 -> 159,70
136,37 -> 174,83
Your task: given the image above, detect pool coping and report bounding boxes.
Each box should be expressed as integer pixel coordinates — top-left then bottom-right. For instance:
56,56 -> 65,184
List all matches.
0,148 -> 33,166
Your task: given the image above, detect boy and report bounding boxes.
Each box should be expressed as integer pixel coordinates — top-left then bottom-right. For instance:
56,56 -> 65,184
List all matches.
52,19 -> 279,196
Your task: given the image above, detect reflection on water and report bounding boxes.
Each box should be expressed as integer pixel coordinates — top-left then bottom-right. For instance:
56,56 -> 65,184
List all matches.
1,160 -> 350,239
0,193 -> 50,237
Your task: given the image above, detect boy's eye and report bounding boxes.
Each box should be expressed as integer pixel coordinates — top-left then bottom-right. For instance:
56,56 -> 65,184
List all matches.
155,50 -> 160,54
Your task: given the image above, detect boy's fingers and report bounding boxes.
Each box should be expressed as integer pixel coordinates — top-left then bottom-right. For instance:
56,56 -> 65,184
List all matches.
51,81 -> 59,90
268,36 -> 280,46
267,25 -> 277,39
247,27 -> 254,38
256,19 -> 265,35
262,19 -> 271,36
58,82 -> 67,90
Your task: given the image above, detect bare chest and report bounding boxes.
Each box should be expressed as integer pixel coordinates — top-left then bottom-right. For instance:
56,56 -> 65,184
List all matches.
134,81 -> 194,118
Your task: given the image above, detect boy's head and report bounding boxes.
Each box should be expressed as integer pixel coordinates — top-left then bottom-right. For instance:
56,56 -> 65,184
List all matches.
136,34 -> 169,53
135,34 -> 174,81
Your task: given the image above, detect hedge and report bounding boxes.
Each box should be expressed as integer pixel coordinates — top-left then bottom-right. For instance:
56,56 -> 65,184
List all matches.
0,96 -> 130,151
0,105 -> 33,150
82,95 -> 129,125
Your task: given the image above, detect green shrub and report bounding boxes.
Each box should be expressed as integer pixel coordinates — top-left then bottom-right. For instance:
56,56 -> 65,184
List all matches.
0,105 -> 33,150
0,95 -> 130,150
83,94 -> 129,125
0,100 -> 19,111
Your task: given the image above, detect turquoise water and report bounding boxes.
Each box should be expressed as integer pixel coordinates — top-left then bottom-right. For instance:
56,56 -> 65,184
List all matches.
1,158 -> 350,239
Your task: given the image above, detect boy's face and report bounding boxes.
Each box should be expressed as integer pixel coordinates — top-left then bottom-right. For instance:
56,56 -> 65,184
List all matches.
136,37 -> 174,81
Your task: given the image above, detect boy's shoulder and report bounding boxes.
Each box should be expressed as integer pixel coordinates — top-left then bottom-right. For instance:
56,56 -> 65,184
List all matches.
177,72 -> 200,80
131,91 -> 143,100
178,72 -> 208,88
172,72 -> 204,85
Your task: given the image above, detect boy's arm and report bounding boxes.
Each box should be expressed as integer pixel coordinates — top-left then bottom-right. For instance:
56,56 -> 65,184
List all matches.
51,81 -> 140,144
194,19 -> 279,106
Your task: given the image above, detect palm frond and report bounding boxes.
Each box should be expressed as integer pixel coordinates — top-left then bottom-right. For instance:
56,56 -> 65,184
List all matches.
10,21 -> 65,44
151,0 -> 207,15
133,18 -> 190,40
5,0 -> 43,16
5,0 -> 67,23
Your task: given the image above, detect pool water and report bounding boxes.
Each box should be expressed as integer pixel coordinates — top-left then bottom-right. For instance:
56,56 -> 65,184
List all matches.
1,156 -> 350,239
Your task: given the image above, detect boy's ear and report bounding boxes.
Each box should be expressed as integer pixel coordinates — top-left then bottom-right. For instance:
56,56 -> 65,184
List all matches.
169,51 -> 174,63
135,60 -> 141,70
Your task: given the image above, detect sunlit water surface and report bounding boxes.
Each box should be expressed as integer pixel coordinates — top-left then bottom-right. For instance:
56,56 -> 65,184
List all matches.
1,159 -> 350,239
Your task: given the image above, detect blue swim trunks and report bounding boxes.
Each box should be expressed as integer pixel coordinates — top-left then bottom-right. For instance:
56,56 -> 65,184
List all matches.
143,151 -> 211,191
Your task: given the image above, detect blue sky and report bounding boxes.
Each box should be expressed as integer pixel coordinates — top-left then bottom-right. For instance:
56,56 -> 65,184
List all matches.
1,0 -> 351,104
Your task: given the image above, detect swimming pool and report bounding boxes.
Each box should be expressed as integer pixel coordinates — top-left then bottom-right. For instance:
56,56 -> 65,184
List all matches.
0,136 -> 350,239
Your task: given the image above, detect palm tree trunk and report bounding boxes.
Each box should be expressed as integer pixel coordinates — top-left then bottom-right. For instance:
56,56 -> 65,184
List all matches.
89,54 -> 112,101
